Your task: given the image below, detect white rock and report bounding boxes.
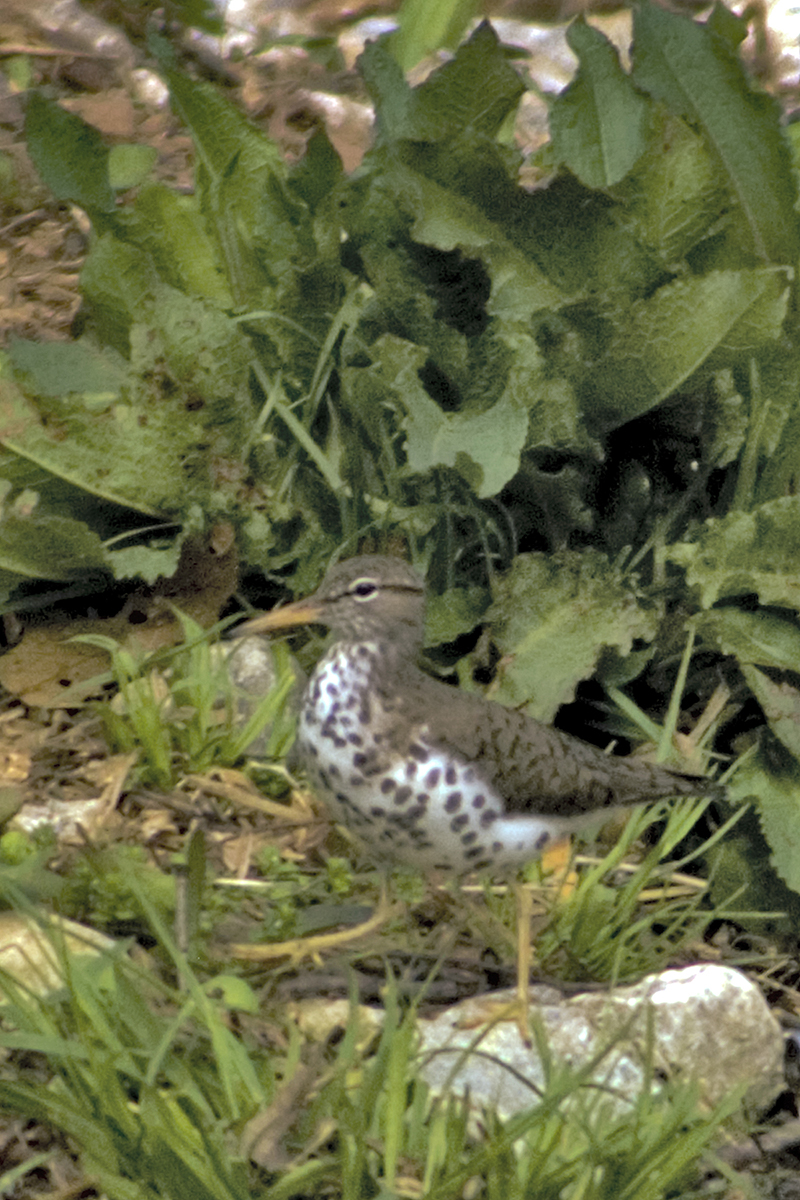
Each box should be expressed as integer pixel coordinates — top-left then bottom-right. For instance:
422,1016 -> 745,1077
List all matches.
418,964 -> 784,1121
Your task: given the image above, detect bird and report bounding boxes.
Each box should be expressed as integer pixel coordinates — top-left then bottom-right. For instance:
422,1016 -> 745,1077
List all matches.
241,554 -> 719,1033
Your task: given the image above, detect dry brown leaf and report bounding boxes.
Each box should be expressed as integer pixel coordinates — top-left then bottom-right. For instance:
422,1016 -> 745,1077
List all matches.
0,525 -> 239,705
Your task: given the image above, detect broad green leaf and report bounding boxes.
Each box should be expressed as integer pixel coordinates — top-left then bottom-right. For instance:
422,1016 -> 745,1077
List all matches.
81,236 -> 254,447
159,61 -> 319,310
0,437 -> 137,551
106,536 -> 186,585
402,371 -> 528,498
742,664 -> 800,760
204,974 -> 259,1014
108,144 -> 158,191
667,496 -> 800,609
114,182 -> 233,306
698,607 -> 800,671
615,113 -> 731,266
0,500 -> 106,583
631,2 -> 800,264
549,18 -> 652,188
25,92 -> 115,213
729,748 -> 800,895
424,586 -> 491,646
7,339 -> 128,400
389,0 -> 481,71
0,370 -> 196,517
582,268 -> 790,429
706,817 -> 800,928
351,333 -> 528,497
749,353 -> 800,505
361,21 -> 524,143
487,549 -> 658,722
383,137 -> 657,308
385,148 -> 567,317
288,125 -> 343,211
707,369 -> 748,470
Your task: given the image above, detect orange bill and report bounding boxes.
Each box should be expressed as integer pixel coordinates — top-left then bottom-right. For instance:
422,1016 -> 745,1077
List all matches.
239,597 -> 325,635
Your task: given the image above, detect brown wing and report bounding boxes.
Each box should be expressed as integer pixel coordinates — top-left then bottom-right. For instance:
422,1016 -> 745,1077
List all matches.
409,673 -> 717,817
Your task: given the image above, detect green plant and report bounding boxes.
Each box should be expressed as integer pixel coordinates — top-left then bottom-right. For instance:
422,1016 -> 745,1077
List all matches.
74,611 -> 296,788
6,6 -> 800,887
0,890 -> 748,1200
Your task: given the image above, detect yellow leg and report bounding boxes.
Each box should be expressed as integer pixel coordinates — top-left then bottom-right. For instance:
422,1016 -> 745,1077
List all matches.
457,841 -> 575,1042
456,879 -> 534,1044
514,879 -> 533,1044
224,882 -> 400,966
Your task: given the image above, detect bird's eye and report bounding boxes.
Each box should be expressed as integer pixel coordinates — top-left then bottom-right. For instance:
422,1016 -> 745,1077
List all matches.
351,578 -> 378,600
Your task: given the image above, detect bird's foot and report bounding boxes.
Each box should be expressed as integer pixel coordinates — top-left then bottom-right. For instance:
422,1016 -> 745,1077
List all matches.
454,994 -> 532,1045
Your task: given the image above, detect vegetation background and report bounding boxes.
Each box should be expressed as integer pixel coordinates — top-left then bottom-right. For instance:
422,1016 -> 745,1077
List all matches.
0,0 -> 800,1195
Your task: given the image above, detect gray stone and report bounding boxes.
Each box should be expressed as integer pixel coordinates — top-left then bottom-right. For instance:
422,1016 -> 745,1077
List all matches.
418,964 -> 784,1121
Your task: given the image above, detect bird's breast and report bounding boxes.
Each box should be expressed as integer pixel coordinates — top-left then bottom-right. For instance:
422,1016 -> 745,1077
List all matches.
294,647 -> 579,874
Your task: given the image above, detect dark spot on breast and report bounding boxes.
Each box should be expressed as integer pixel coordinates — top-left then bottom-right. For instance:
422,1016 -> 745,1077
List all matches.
404,761 -> 418,780
492,841 -> 504,853
335,792 -> 350,804
381,777 -> 397,794
326,683 -> 339,697
461,832 -> 477,845
348,733 -> 363,746
472,794 -> 486,809
444,791 -> 462,813
394,785 -> 413,804
353,753 -> 367,768
480,810 -> 498,827
535,832 -> 551,850
450,814 -> 468,831
445,765 -> 457,785
370,807 -> 386,818
358,706 -> 371,725
328,764 -> 341,778
333,736 -> 346,748
409,743 -> 429,762
311,682 -> 321,702
307,743 -> 319,757
349,775 -> 366,787
425,767 -> 441,788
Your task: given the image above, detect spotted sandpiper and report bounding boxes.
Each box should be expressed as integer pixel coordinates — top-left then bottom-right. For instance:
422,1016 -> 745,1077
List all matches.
242,554 -> 718,1028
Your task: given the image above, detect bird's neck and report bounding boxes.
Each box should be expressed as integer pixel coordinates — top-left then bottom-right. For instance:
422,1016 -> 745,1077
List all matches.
308,635 -> 419,697
326,633 -> 419,667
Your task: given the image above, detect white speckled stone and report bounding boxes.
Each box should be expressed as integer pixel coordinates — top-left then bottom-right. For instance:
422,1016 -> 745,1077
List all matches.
418,964 -> 784,1122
